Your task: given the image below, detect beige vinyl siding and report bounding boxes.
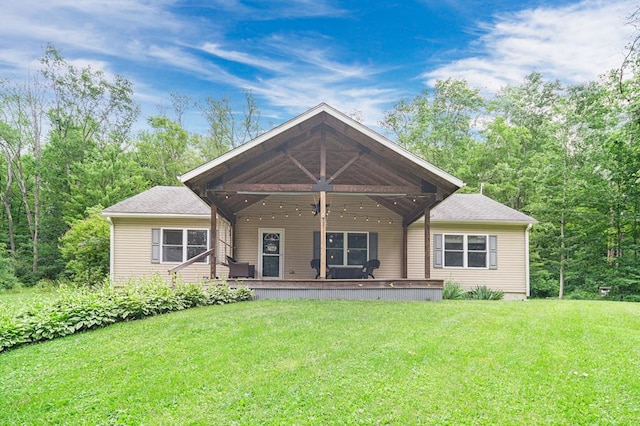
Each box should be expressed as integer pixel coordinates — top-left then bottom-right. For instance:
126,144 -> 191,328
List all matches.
111,217 -> 218,284
407,222 -> 529,299
234,194 -> 401,279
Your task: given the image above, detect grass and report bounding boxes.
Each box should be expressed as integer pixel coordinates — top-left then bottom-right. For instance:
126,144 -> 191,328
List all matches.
0,286 -> 61,317
1,295 -> 640,425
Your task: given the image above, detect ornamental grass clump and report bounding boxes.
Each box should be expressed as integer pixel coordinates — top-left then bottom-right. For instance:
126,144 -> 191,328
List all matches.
467,285 -> 504,300
442,280 -> 467,300
0,277 -> 253,352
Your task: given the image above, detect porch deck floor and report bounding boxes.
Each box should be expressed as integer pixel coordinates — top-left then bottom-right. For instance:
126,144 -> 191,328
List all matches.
225,278 -> 444,301
226,278 -> 443,289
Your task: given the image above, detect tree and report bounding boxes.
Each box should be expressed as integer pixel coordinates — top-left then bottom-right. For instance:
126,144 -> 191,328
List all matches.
196,91 -> 262,160
381,78 -> 486,180
34,45 -> 139,280
59,206 -> 110,286
0,76 -> 46,273
134,116 -> 200,186
0,243 -> 19,289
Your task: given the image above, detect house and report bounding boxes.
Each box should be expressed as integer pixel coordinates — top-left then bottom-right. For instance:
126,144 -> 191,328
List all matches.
103,103 -> 536,300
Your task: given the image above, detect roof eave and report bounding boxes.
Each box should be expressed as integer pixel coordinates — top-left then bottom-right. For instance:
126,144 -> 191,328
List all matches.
429,219 -> 538,226
101,212 -> 210,220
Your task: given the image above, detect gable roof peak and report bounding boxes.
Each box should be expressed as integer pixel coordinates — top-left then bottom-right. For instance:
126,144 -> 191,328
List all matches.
180,102 -> 463,190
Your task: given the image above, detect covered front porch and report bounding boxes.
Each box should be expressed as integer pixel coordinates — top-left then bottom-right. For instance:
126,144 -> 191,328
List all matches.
178,104 -> 463,293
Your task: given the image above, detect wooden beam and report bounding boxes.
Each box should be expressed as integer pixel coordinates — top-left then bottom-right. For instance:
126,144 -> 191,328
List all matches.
286,152 -> 318,183
331,184 -> 420,194
320,131 -> 327,279
327,152 -> 362,183
215,183 -> 316,192
211,204 -> 217,279
424,207 -> 430,279
402,224 -> 408,279
214,184 -> 420,196
206,193 -> 235,223
320,190 -> 327,279
402,195 -> 437,227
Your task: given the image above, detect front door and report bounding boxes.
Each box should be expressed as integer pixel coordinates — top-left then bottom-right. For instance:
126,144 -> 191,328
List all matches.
259,229 -> 284,278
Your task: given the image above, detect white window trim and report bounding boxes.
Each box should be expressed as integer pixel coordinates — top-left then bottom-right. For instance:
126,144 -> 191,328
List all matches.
326,231 -> 369,267
160,227 -> 210,264
443,233 -> 489,269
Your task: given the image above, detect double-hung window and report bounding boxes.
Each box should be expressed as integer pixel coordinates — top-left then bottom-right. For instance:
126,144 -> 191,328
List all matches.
444,234 -> 488,268
161,229 -> 209,263
326,232 -> 368,266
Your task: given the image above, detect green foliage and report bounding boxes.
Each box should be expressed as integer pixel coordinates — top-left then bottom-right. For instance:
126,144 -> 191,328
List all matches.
134,116 -> 200,186
381,78 -> 486,174
0,245 -> 20,290
564,290 -> 599,300
442,280 -> 467,300
58,206 -> 110,286
467,285 -> 504,300
0,277 -> 253,352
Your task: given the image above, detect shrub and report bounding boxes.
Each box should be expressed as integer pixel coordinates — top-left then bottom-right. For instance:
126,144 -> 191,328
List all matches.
564,290 -> 598,300
58,206 -> 110,286
443,281 -> 467,300
0,244 -> 20,290
0,278 -> 253,352
467,285 -> 504,300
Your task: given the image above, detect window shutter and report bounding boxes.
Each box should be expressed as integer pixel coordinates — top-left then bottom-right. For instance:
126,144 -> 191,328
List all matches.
489,235 -> 498,269
313,231 -> 320,259
151,228 -> 160,263
369,232 -> 378,260
433,234 -> 443,268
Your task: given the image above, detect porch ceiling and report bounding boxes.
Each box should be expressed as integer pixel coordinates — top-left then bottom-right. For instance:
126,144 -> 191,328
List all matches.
182,108 -> 462,225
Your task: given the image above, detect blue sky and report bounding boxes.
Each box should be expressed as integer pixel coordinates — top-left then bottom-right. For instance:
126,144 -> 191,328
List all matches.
0,0 -> 635,133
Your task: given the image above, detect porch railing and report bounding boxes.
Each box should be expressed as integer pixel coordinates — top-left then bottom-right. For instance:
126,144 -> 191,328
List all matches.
168,248 -> 215,284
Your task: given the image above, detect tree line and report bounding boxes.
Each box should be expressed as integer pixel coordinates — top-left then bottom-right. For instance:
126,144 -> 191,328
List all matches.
1,44 -> 639,299
0,45 -> 261,287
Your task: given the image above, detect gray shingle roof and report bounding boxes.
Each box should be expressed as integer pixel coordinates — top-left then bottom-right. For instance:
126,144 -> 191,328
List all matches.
431,194 -> 537,223
102,186 -> 209,216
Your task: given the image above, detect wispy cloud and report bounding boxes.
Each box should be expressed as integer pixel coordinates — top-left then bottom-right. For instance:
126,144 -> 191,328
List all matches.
423,0 -> 634,93
200,43 -> 288,72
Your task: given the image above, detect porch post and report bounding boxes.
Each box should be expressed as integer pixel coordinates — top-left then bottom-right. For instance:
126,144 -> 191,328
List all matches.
402,224 -> 408,278
424,207 -> 430,279
319,133 -> 327,278
320,190 -> 327,278
210,204 -> 217,279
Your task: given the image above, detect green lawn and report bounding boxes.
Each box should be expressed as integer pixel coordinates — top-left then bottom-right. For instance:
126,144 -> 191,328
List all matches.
1,297 -> 639,425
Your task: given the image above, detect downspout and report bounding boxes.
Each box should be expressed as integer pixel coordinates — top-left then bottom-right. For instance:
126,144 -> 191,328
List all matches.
107,217 -> 115,282
525,223 -> 532,298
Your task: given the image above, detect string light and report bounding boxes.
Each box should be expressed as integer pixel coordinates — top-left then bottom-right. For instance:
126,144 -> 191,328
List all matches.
237,212 -> 397,223
234,200 -> 398,223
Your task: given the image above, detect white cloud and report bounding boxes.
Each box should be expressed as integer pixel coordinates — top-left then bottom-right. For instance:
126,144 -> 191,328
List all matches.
423,0 -> 635,93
